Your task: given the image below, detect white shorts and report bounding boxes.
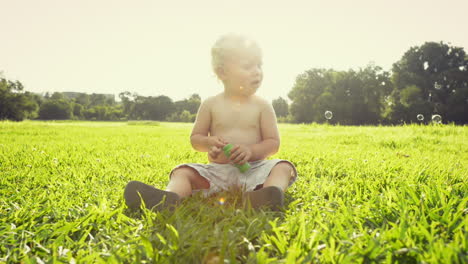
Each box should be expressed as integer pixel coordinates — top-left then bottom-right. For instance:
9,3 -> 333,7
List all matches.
170,159 -> 298,197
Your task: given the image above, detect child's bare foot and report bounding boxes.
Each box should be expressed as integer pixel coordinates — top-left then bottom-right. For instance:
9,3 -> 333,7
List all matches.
243,186 -> 284,211
124,181 -> 180,211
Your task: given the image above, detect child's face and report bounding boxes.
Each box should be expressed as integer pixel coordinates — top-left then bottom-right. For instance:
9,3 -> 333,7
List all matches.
221,49 -> 263,96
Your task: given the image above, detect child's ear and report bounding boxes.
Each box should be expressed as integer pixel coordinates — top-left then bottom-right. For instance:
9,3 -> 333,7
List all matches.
215,66 -> 226,80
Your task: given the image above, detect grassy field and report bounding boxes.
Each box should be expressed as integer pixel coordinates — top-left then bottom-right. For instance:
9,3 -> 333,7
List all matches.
0,121 -> 467,263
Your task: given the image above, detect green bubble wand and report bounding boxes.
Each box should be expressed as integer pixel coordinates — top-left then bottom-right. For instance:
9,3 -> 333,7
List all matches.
222,144 -> 251,173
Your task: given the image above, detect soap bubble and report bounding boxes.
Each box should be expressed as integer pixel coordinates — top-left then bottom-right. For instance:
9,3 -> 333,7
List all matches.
423,61 -> 429,70
434,82 -> 442,90
417,114 -> 424,121
324,111 -> 333,120
432,114 -> 442,124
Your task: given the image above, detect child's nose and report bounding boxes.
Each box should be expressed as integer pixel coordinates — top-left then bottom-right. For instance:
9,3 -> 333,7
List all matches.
252,66 -> 262,75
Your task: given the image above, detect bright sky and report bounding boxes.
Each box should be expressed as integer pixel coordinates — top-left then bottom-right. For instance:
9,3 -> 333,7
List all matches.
1,0 -> 467,102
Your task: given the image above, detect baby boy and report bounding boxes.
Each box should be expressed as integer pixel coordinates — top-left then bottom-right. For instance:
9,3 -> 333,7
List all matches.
124,34 -> 297,211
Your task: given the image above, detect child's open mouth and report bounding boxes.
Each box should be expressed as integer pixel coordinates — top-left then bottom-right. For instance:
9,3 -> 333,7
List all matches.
251,80 -> 261,86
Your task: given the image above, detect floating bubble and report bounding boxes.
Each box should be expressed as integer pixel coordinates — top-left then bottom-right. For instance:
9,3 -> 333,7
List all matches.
434,82 -> 442,90
432,114 -> 442,124
423,61 -> 429,70
324,111 -> 333,120
417,114 -> 424,121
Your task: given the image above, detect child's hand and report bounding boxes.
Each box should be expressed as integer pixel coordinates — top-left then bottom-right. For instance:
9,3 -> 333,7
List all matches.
207,136 -> 227,149
207,136 -> 227,159
208,146 -> 222,160
229,144 -> 252,165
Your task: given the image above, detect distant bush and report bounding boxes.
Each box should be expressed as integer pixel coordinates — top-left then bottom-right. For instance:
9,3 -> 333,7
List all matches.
38,99 -> 72,120
166,110 -> 196,123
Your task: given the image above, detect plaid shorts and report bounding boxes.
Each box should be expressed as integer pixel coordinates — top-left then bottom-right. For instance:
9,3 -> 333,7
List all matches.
170,159 -> 297,196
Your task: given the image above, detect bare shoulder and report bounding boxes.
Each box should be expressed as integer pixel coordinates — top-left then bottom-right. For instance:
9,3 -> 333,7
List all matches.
251,95 -> 273,111
201,94 -> 217,106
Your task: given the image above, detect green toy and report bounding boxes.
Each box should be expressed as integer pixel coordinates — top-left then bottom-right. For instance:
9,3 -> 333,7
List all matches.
222,144 -> 251,173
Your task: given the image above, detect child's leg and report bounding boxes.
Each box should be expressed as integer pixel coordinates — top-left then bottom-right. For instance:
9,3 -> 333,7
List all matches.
124,166 -> 209,211
262,161 -> 295,191
244,161 -> 295,211
124,181 -> 180,211
166,166 -> 210,198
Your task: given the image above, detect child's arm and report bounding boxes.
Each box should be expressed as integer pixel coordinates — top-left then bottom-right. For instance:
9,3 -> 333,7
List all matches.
190,97 -> 226,152
248,101 -> 280,160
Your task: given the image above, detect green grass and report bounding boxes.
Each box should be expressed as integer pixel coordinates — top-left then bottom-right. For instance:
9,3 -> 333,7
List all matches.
1,121 -> 467,263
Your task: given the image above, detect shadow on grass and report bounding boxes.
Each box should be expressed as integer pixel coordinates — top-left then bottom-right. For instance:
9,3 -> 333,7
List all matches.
121,189 -> 297,262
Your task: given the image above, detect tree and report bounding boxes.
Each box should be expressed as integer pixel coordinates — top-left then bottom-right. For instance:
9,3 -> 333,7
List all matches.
272,97 -> 289,118
288,66 -> 390,124
0,77 -> 38,121
119,91 -> 135,118
133,95 -> 175,120
50,92 -> 65,100
390,41 -> 468,123
288,69 -> 328,123
38,99 -> 72,120
72,103 -> 84,119
174,94 -> 201,114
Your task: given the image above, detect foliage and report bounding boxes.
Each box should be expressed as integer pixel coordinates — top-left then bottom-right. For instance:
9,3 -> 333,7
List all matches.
272,97 -> 289,118
0,121 -> 466,263
174,94 -> 201,115
38,99 -> 73,120
0,78 -> 38,121
389,41 -> 468,124
166,110 -> 196,123
288,66 -> 391,125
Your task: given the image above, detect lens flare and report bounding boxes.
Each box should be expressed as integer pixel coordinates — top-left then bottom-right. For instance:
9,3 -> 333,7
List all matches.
218,197 -> 225,205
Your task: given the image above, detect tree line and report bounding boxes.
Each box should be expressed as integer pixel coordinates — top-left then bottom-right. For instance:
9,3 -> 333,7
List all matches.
0,83 -> 201,122
275,41 -> 468,124
1,41 -> 467,124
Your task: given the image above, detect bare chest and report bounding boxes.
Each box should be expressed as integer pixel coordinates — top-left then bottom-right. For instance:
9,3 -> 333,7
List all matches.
211,102 -> 261,131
